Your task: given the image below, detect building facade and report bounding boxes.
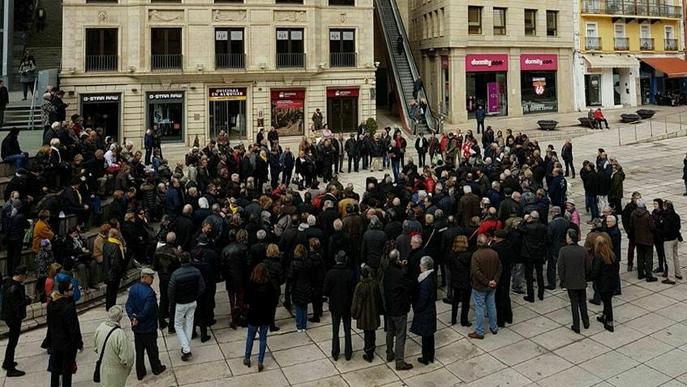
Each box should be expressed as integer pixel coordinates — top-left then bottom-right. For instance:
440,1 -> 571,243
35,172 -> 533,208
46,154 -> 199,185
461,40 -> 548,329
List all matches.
405,0 -> 575,124
574,0 -> 685,110
60,0 -> 376,148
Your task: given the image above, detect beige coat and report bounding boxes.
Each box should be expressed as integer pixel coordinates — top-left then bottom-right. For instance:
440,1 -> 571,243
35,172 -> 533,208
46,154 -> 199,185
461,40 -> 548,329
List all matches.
94,321 -> 134,387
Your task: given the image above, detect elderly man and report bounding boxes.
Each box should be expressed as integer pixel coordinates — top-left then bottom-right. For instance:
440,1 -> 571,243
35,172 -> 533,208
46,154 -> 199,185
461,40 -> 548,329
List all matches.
469,235 -> 502,340
323,251 -> 356,361
558,229 -> 589,334
629,199 -> 658,282
518,211 -> 548,302
94,305 -> 134,387
383,249 -> 413,371
126,268 -> 167,380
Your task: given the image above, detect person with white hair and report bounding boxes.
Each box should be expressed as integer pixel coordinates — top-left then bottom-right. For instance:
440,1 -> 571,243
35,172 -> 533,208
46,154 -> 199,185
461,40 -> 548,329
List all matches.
94,304 -> 134,387
468,235 -> 502,340
458,184 -> 481,227
411,256 -> 437,365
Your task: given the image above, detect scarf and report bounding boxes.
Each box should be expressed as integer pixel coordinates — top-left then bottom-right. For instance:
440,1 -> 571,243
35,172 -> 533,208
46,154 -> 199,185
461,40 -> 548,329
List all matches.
418,268 -> 434,283
107,237 -> 125,258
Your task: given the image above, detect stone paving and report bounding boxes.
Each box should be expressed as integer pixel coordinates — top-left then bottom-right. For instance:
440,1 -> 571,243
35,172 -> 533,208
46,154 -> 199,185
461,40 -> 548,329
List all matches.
3,129 -> 687,387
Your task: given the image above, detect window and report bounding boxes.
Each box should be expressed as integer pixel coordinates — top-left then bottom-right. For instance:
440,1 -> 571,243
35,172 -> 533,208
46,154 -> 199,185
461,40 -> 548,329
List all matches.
665,25 -> 677,50
276,28 -> 305,68
493,8 -> 506,35
151,28 -> 182,70
640,23 -> 653,50
546,11 -> 557,36
330,29 -> 356,67
468,6 -> 482,34
329,0 -> 354,5
585,23 -> 600,50
215,28 -> 245,69
85,28 -> 118,71
524,9 -> 536,36
614,23 -> 628,50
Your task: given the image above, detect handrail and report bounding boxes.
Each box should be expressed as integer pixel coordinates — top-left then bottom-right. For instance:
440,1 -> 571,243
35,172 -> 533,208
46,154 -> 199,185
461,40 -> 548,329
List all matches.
29,78 -> 37,131
386,0 -> 437,133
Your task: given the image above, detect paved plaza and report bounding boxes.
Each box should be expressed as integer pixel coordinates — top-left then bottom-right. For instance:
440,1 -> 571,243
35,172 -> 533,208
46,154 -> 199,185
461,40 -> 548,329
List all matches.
3,128 -> 687,387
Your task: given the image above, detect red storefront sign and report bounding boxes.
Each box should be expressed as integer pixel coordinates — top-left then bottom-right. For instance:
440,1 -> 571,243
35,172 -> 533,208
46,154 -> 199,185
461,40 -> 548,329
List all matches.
271,89 -> 305,108
327,88 -> 359,98
465,54 -> 509,72
520,54 -> 558,71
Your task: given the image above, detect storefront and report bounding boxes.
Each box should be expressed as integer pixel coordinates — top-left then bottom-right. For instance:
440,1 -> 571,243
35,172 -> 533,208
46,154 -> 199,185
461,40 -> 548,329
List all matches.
326,87 -> 358,133
271,89 -> 305,137
639,57 -> 687,105
80,93 -> 121,140
208,87 -> 247,140
581,54 -> 639,109
465,54 -> 508,117
147,92 -> 185,142
520,54 -> 558,114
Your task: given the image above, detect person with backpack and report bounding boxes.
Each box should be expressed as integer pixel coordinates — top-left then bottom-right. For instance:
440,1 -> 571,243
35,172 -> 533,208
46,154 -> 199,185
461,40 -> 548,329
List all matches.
1,265 -> 30,377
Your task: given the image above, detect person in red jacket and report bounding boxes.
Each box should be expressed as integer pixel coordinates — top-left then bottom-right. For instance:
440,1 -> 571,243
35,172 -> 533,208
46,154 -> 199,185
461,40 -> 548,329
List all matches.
593,109 -> 609,129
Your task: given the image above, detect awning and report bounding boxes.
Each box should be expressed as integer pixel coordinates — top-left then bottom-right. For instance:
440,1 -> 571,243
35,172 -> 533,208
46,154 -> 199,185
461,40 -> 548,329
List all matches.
640,57 -> 687,78
583,54 -> 639,69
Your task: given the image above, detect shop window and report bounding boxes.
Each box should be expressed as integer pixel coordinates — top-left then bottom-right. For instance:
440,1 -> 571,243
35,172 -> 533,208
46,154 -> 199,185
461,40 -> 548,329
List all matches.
215,28 -> 245,69
468,6 -> 482,35
151,0 -> 181,2
493,8 -> 506,36
521,72 -> 558,114
214,0 -> 243,2
524,9 -> 537,36
86,0 -> 118,2
329,0 -> 354,5
546,11 -> 558,36
85,28 -> 118,72
276,28 -> 305,68
151,28 -> 182,70
330,29 -> 356,67
148,92 -> 185,142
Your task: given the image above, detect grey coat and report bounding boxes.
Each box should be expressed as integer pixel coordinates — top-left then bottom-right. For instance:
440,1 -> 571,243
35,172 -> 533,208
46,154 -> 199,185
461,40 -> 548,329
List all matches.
557,244 -> 588,290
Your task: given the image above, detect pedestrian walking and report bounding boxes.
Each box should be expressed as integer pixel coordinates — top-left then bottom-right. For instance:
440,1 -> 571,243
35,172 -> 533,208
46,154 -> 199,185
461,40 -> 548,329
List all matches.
1,266 -> 30,377
411,256 -> 437,365
125,268 -> 167,381
168,252 -> 205,361
468,235 -> 502,340
94,305 -> 134,387
244,263 -> 276,372
558,229 -> 590,334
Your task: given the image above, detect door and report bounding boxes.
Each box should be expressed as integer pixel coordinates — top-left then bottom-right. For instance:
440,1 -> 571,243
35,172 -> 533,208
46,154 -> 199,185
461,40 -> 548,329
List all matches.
613,69 -> 621,105
210,100 -> 246,140
327,97 -> 358,133
82,101 -> 120,140
585,74 -> 601,106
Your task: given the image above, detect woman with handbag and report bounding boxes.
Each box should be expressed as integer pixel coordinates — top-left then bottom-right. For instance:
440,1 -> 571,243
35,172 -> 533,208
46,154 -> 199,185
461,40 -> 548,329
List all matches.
93,305 -> 134,387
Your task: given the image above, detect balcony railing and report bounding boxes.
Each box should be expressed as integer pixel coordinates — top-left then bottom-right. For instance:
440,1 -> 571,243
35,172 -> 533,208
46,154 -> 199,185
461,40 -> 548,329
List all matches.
640,38 -> 655,51
276,52 -> 305,68
85,55 -> 118,72
151,54 -> 183,70
582,0 -> 682,18
215,53 -> 245,69
614,37 -> 629,50
330,52 -> 357,68
586,37 -> 602,50
665,38 -> 678,51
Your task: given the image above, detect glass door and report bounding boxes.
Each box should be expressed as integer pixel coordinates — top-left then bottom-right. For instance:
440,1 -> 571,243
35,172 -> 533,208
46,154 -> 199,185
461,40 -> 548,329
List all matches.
585,74 -> 602,106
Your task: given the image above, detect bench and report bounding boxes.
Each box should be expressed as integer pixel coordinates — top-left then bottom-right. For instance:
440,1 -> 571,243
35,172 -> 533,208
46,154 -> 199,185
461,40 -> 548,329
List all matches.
578,117 -> 596,128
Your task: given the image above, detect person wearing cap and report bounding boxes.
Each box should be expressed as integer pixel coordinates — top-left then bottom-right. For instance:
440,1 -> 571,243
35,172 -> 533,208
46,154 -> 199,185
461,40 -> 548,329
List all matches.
47,278 -> 83,386
557,229 -> 589,333
1,265 -> 30,377
629,199 -> 658,282
323,251 -> 356,361
94,305 -> 134,387
126,268 -> 166,380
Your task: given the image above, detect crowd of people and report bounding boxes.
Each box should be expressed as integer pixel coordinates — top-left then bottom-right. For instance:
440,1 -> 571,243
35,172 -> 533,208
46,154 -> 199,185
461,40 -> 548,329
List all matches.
0,113 -> 684,384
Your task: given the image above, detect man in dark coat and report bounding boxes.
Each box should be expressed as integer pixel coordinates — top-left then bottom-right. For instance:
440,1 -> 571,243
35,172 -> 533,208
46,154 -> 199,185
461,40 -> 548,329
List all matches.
280,146 -> 295,186
546,207 -> 569,290
360,216 -> 387,273
221,229 -> 249,328
491,230 -> 514,327
629,199 -> 658,282
383,250 -> 413,371
518,211 -> 548,302
458,186 -> 481,227
323,251 -> 356,361
153,232 -> 180,331
621,192 -> 641,271
172,205 -> 195,253
345,134 -> 359,173
1,266 -> 30,377
557,229 -> 589,333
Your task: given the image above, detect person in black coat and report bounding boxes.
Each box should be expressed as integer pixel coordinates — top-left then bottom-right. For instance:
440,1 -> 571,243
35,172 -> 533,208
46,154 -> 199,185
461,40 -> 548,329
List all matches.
1,266 -> 30,377
345,134 -> 359,173
411,256 -> 437,365
360,216 -> 387,271
268,147 -> 282,190
447,235 -> 472,326
518,211 -> 548,302
290,244 -> 312,331
221,229 -> 249,329
191,235 -> 219,341
682,153 -> 687,195
491,230 -> 514,327
590,235 -> 620,332
308,238 -> 326,323
243,263 -> 276,372
47,279 -> 83,387
172,205 -> 195,253
415,135 -> 428,167
383,249 -> 413,371
323,251 -> 356,361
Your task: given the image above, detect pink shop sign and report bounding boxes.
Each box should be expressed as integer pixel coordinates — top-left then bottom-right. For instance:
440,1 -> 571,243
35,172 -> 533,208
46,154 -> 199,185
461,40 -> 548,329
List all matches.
520,54 -> 558,71
465,54 -> 509,72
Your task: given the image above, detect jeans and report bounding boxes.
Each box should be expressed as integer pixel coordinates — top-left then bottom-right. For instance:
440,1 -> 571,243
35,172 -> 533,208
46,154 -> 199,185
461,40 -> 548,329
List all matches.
564,159 -> 575,178
2,321 -> 21,369
636,244 -> 654,279
586,194 -> 599,219
391,159 -> 400,182
245,324 -> 268,365
174,301 -> 197,354
567,289 -> 589,330
472,290 -> 497,336
331,313 -> 352,358
665,239 -> 682,281
135,332 -> 163,378
525,262 -> 545,299
476,120 -> 485,134
2,153 -> 28,170
385,314 -> 407,367
295,304 -> 307,330
21,81 -> 33,99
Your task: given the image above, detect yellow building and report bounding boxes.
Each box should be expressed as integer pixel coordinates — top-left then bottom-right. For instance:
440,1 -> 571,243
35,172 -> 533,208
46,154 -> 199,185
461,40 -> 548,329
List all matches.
575,0 -> 685,109
59,0 -> 377,148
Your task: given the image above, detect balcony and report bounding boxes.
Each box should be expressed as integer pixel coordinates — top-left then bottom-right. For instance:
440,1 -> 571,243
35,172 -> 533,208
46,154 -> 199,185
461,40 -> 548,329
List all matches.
151,54 -> 183,70
665,38 -> 678,51
614,37 -> 629,50
215,53 -> 245,69
276,53 -> 305,68
330,52 -> 357,68
640,38 -> 655,51
85,55 -> 118,72
582,0 -> 682,18
586,37 -> 602,50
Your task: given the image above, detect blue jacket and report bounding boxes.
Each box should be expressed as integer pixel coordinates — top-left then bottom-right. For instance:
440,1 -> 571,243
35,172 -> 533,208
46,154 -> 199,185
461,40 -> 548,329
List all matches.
125,281 -> 158,333
144,133 -> 154,149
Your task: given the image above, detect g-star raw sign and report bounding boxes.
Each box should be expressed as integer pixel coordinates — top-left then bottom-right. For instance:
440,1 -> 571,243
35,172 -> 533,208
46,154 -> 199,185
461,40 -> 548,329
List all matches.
81,94 -> 119,103
148,92 -> 184,100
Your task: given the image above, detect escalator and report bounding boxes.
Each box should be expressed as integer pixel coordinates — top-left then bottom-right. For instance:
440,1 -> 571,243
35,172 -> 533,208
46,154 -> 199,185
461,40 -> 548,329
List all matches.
375,0 -> 437,134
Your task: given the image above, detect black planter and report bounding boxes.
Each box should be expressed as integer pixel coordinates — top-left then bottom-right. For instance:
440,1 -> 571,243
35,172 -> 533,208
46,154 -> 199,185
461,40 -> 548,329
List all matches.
537,120 -> 559,131
620,113 -> 641,123
636,109 -> 655,119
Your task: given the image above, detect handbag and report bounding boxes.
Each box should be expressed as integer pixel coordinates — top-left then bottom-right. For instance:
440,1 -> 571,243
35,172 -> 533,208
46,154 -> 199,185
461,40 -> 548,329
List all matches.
93,326 -> 119,383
